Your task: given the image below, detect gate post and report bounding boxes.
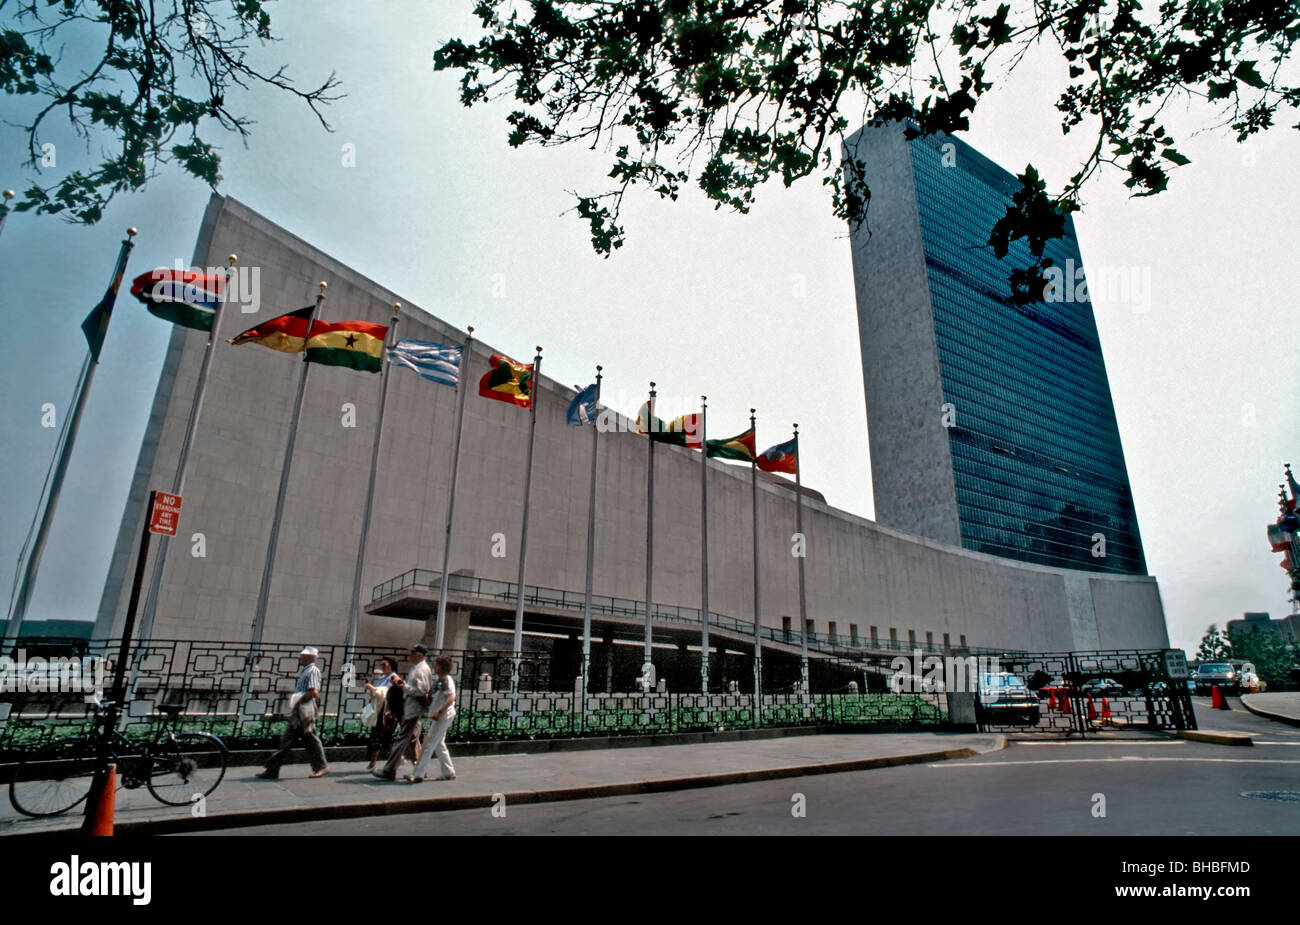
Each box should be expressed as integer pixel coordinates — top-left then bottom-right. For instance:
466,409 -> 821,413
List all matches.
945,689 -> 978,731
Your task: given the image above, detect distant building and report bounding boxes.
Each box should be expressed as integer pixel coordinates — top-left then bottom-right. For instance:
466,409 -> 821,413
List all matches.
0,619 -> 94,641
1226,612 -> 1300,643
846,124 -> 1148,577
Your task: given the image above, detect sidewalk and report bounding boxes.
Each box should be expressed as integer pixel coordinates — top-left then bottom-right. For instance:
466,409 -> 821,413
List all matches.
0,731 -> 1003,835
1241,692 -> 1300,726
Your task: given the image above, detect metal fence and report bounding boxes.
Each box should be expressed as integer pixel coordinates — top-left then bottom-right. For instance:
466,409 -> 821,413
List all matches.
0,637 -> 949,759
973,649 -> 1196,735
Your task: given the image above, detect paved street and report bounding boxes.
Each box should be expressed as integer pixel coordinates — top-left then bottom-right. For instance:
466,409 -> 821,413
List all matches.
198,700 -> 1300,836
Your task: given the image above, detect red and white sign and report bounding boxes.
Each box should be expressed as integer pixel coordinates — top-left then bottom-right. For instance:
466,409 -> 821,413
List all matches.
148,491 -> 182,536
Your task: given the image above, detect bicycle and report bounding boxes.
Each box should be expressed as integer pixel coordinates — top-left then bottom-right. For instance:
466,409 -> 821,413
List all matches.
8,700 -> 230,818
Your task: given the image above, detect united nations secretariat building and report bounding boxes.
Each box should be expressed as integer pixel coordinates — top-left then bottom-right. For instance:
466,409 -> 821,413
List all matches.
92,127 -> 1169,694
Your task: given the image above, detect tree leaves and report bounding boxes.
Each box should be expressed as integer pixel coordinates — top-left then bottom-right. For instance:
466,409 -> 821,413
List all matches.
435,0 -> 1298,296
2,1 -> 341,223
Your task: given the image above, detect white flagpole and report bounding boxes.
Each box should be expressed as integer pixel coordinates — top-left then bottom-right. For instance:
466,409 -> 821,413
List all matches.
345,302 -> 401,655
509,347 -> 544,703
644,382 -> 656,689
433,326 -> 476,653
580,365 -> 602,728
794,424 -> 811,714
700,396 -> 710,698
750,408 -> 761,726
248,281 -> 328,651
7,227 -> 137,641
137,254 -> 239,644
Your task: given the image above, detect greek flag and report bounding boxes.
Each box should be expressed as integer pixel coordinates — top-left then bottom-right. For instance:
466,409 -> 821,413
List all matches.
567,383 -> 599,426
388,339 -> 462,387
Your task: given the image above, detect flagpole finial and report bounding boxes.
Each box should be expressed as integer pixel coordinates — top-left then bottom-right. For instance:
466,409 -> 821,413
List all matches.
3,189 -> 13,201
793,422 -> 799,432
467,325 -> 474,335
319,281 -> 328,291
227,253 -> 237,266
126,227 -> 138,238
393,302 -> 401,313
750,407 -> 756,415
596,364 -> 603,373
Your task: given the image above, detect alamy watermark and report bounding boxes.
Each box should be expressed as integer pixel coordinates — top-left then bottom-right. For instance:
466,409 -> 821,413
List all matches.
0,650 -> 108,701
887,651 -> 1003,693
146,259 -> 262,313
1043,258 -> 1151,313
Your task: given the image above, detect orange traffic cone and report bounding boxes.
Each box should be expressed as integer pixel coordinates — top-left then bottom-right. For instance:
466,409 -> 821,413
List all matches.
1101,697 -> 1112,724
1047,688 -> 1057,710
1211,685 -> 1230,710
1060,691 -> 1072,714
1087,696 -> 1098,721
80,762 -> 115,836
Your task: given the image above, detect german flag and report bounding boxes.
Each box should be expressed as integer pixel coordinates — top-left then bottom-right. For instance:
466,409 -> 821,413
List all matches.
480,353 -> 534,407
228,307 -> 317,353
305,319 -> 388,372
706,427 -> 756,463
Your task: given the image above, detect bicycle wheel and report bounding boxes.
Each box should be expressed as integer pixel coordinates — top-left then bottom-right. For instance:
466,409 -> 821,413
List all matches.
9,737 -> 105,818
146,733 -> 229,806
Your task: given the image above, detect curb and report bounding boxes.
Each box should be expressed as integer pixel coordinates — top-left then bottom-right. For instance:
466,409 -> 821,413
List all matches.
1240,697 -> 1300,729
1175,730 -> 1255,746
6,737 -> 1004,836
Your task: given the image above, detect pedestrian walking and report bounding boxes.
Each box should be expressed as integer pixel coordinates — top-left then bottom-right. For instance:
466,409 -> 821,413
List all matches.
257,646 -> 329,779
408,654 -> 457,783
375,644 -> 432,781
364,657 -> 401,771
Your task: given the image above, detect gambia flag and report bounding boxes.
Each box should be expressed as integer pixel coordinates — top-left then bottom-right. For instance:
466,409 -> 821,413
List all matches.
130,268 -> 223,332
707,427 -> 756,463
757,437 -> 798,474
480,353 -> 534,407
228,307 -> 317,352
305,319 -> 388,372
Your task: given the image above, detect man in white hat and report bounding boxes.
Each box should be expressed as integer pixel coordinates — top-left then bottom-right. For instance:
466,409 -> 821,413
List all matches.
258,646 -> 329,779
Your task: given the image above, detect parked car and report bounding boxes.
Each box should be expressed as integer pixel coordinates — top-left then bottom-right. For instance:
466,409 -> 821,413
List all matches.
1193,662 -> 1239,695
977,672 -> 1042,725
1081,677 -> 1125,697
1037,676 -> 1067,699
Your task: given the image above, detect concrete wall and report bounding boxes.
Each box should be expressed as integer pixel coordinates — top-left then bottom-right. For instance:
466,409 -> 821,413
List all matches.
844,124 -> 963,546
96,196 -> 1170,653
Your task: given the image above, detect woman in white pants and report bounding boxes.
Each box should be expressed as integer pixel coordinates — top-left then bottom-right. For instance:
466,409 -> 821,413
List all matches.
408,654 -> 457,782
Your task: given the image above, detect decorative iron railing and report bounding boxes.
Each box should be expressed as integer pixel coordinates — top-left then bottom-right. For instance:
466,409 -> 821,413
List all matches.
371,568 -> 1019,660
0,638 -> 949,759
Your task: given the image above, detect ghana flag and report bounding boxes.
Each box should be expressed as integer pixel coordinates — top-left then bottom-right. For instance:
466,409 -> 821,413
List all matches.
480,353 -> 534,407
706,427 -> 756,462
228,307 -> 317,352
131,268 -> 223,332
305,319 -> 388,372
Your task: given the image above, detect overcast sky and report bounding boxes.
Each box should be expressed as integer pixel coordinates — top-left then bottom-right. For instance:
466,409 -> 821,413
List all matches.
1,3 -> 1296,655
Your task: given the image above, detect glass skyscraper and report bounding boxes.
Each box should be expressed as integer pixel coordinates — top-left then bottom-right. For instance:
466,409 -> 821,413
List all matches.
847,125 -> 1147,576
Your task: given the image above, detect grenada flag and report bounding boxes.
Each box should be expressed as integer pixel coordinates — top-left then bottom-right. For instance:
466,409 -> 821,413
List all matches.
479,353 -> 534,407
